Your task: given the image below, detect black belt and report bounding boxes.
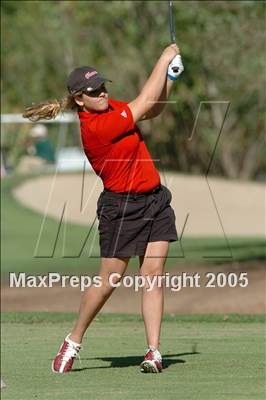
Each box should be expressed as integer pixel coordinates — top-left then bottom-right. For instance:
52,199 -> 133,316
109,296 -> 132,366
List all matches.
103,184 -> 162,198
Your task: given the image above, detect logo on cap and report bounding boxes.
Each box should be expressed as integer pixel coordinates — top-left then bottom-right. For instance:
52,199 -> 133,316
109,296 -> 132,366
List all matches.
85,70 -> 97,79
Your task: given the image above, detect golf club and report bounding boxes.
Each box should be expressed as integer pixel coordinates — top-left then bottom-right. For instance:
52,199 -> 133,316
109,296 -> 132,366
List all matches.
168,0 -> 180,73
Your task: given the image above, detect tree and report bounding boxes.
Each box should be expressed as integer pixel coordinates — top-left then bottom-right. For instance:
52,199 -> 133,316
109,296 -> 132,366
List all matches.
1,0 -> 265,179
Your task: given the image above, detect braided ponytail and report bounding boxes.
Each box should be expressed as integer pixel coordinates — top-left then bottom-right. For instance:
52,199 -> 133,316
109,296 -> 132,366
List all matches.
23,92 -> 82,122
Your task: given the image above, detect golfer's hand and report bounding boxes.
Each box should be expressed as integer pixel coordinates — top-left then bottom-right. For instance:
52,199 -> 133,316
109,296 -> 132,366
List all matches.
167,54 -> 184,80
161,44 -> 180,63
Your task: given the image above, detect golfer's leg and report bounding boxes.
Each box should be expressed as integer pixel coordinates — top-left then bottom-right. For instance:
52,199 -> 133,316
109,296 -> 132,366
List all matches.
70,257 -> 129,343
140,241 -> 169,349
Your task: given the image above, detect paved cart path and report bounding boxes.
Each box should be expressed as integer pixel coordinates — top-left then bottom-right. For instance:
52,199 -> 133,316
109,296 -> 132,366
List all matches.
2,262 -> 265,313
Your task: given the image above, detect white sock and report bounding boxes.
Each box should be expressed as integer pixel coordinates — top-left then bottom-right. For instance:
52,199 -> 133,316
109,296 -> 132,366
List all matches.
66,334 -> 81,347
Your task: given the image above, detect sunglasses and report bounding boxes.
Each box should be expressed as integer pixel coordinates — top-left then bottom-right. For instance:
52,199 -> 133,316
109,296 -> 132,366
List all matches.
83,84 -> 107,98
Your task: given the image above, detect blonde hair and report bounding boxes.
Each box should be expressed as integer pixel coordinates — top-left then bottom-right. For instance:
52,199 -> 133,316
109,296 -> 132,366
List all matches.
23,92 -> 82,122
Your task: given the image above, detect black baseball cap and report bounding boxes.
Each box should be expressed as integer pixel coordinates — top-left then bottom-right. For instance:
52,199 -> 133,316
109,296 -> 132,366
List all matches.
67,66 -> 112,95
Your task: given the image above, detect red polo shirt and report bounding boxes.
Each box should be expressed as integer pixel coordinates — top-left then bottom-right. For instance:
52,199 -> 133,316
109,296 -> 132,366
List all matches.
78,99 -> 160,193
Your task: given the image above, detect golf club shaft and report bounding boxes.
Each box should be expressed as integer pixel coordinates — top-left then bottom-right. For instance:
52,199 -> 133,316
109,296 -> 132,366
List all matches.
168,0 -> 176,43
168,0 -> 179,72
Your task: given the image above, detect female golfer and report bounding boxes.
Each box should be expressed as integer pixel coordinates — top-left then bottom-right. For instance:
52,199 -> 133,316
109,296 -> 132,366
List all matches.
23,43 -> 184,373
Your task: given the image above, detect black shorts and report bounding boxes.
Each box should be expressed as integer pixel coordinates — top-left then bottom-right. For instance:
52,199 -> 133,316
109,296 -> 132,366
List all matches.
96,184 -> 178,258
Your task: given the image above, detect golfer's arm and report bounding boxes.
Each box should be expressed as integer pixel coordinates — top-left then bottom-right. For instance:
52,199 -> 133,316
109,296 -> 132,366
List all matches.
128,55 -> 170,123
140,78 -> 174,120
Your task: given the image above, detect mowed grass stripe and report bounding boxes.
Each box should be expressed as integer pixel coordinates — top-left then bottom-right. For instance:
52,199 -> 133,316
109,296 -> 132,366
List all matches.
1,312 -> 265,324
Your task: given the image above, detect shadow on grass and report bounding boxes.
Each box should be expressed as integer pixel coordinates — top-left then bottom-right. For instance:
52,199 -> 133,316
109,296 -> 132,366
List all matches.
71,351 -> 199,372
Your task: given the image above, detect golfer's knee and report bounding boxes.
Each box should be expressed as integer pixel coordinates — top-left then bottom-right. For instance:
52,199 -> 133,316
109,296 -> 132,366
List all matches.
140,261 -> 164,277
101,272 -> 123,293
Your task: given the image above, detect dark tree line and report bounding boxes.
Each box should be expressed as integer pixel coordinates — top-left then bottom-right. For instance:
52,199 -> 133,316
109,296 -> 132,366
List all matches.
2,0 -> 265,179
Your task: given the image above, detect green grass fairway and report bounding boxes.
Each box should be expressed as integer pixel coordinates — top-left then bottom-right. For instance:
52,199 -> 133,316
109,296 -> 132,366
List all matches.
1,313 -> 265,400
